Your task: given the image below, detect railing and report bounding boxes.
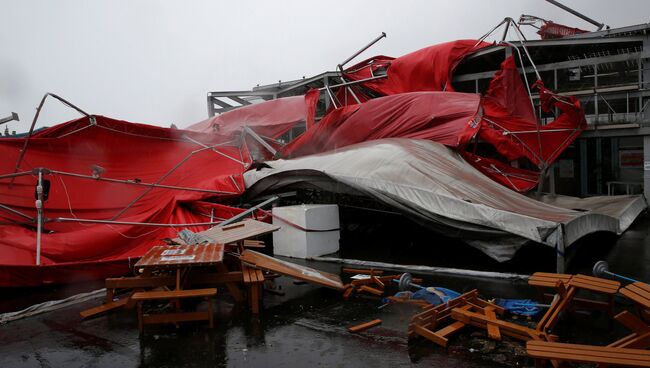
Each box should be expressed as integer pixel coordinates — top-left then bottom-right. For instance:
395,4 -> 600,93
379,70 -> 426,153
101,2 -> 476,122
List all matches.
606,181 -> 643,195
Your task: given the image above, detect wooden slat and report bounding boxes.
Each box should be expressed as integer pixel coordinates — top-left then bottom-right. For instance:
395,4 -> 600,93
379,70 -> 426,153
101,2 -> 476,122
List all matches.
243,240 -> 266,248
621,283 -> 650,309
135,243 -> 225,268
414,325 -> 449,347
452,307 -> 542,340
80,296 -> 130,319
435,321 -> 466,338
342,286 -> 355,299
359,285 -> 384,296
528,273 -> 572,288
132,288 -> 217,301
348,319 -> 382,333
615,310 -> 650,334
610,331 -> 650,349
242,265 -> 251,283
172,219 -> 279,246
485,307 -> 502,341
527,341 -> 650,367
240,250 -> 344,290
569,274 -> 620,294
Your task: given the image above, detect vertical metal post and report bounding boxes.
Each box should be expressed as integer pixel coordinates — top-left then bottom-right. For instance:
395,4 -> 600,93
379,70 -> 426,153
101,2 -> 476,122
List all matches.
642,37 -> 650,124
323,77 -> 331,110
596,138 -> 603,195
555,225 -> 566,274
554,69 -> 559,119
207,93 -> 215,117
594,64 -> 599,123
35,169 -> 43,266
643,136 -> 650,206
580,139 -> 588,196
549,163 -> 556,195
639,55 -> 643,122
611,138 -> 619,182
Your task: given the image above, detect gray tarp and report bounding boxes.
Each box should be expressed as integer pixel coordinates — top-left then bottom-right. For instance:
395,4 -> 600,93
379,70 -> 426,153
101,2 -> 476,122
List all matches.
244,138 -> 646,261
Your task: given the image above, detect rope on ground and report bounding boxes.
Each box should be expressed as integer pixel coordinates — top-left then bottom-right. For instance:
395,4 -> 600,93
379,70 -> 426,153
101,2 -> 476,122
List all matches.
0,288 -> 105,324
310,256 -> 529,281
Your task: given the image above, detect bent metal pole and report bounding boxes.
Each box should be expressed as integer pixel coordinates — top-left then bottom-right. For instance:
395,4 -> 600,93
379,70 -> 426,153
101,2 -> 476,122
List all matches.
35,169 -> 44,266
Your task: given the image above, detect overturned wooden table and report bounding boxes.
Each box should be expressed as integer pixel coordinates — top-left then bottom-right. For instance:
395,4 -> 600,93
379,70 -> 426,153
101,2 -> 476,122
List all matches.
130,243 -> 225,332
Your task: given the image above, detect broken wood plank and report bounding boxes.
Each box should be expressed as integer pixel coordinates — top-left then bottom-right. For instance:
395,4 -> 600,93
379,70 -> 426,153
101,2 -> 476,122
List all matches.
80,296 -> 130,319
240,250 -> 344,290
348,319 -> 382,333
359,285 -> 384,296
484,306 -> 502,341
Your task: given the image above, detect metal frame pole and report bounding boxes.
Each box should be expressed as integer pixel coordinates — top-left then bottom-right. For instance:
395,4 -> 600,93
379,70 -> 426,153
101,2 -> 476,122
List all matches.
337,32 -> 386,70
35,169 -> 43,265
544,0 -> 605,30
217,196 -> 279,228
11,93 -> 89,188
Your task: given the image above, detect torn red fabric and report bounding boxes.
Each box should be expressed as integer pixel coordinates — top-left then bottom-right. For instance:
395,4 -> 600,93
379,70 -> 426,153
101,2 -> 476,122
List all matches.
343,40 -> 491,95
304,89 -> 320,130
479,57 -> 586,168
187,95 -> 310,139
281,92 -> 483,158
0,116 -> 248,286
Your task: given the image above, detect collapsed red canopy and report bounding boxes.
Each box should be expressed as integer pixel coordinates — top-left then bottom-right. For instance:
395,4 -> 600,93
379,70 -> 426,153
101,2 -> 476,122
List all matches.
187,94 -> 316,139
343,40 -> 491,95
0,116 -> 247,282
282,92 -> 482,157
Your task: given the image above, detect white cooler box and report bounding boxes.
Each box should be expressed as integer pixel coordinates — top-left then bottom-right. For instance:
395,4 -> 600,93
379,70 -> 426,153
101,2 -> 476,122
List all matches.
272,204 -> 340,258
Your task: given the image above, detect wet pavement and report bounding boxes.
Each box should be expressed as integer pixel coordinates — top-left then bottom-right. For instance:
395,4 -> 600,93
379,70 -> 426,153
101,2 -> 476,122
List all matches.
0,211 -> 648,368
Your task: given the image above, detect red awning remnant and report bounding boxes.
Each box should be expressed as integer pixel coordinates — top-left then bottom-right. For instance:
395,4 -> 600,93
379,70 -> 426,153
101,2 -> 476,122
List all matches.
187,94 -> 314,139
282,91 -> 483,158
0,116 -> 251,286
343,40 -> 491,96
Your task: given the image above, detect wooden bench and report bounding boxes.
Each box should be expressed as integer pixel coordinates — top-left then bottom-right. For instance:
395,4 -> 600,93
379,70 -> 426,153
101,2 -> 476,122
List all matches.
241,263 -> 264,314
528,272 -> 572,290
529,272 -> 615,313
408,290 -> 506,347
534,274 -> 620,333
612,282 -> 650,349
527,340 -> 650,367
131,288 -> 216,333
242,239 -> 266,248
620,282 -> 650,323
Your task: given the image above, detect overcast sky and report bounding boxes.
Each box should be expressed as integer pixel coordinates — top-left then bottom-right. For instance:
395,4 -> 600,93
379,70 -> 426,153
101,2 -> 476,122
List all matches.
1,0 -> 648,131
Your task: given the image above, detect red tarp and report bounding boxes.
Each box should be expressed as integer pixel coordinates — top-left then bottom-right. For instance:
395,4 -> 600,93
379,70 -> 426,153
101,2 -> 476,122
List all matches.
282,92 -> 482,157
0,116 -> 249,286
187,94 -> 316,139
342,40 -> 491,95
283,51 -> 585,192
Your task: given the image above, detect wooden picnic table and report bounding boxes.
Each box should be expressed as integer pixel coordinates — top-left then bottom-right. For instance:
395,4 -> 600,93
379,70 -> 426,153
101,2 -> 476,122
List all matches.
130,243 -> 226,332
135,243 -> 225,290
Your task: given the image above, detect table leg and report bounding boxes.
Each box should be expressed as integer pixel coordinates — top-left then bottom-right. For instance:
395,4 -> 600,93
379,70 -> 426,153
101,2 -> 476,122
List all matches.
216,263 -> 244,302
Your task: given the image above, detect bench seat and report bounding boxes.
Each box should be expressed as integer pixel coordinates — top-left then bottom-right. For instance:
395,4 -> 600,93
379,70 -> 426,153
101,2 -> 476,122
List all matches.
527,340 -> 650,367
134,288 -> 216,333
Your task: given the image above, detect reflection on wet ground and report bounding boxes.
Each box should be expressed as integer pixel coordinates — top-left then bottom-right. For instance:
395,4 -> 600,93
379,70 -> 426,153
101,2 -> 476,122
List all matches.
0,212 -> 648,367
